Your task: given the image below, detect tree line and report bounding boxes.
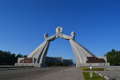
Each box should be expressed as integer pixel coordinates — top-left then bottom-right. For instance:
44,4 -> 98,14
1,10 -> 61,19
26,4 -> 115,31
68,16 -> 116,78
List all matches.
105,49 -> 120,66
0,50 -> 25,65
0,49 -> 120,66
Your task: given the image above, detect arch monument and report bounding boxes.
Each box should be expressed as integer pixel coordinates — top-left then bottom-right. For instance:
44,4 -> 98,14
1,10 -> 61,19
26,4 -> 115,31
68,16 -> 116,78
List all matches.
15,27 -> 108,67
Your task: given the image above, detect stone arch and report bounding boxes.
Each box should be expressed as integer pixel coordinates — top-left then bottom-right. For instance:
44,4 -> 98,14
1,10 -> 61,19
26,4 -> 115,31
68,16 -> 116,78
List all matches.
27,27 -> 94,67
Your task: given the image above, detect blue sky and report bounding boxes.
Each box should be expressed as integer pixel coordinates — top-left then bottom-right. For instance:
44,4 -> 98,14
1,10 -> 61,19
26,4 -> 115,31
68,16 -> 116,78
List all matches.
0,0 -> 120,60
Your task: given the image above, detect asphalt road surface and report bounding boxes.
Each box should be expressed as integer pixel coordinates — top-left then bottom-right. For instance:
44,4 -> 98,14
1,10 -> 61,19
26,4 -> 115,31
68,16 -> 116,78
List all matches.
98,66 -> 120,80
0,67 -> 84,80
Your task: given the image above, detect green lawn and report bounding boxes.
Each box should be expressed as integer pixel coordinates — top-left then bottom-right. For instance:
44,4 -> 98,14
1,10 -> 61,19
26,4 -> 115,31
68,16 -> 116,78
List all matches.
81,67 -> 105,71
83,72 -> 105,80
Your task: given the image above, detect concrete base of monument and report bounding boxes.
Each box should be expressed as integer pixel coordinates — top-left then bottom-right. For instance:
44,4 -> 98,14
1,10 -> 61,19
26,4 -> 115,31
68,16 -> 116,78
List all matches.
15,57 -> 109,68
14,57 -> 45,67
15,57 -> 35,67
15,62 -> 110,68
15,63 -> 34,67
15,63 -> 44,67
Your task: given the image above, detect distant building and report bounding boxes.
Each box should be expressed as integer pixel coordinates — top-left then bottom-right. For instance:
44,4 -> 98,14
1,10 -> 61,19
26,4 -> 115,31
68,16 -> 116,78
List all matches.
45,56 -> 73,67
63,59 -> 73,66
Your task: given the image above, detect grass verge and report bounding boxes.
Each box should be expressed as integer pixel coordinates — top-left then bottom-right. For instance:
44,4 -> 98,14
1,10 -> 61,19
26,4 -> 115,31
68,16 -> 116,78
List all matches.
81,67 -> 105,71
83,72 -> 105,80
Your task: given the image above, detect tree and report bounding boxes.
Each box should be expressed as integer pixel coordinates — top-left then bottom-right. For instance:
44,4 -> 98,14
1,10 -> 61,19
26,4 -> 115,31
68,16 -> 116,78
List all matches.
105,49 -> 120,66
0,50 -> 24,65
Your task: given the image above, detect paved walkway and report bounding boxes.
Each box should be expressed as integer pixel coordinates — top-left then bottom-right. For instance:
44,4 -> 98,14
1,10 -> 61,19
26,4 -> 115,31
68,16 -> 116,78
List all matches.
0,67 -> 84,80
39,67 -> 84,80
98,71 -> 120,80
95,66 -> 120,80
